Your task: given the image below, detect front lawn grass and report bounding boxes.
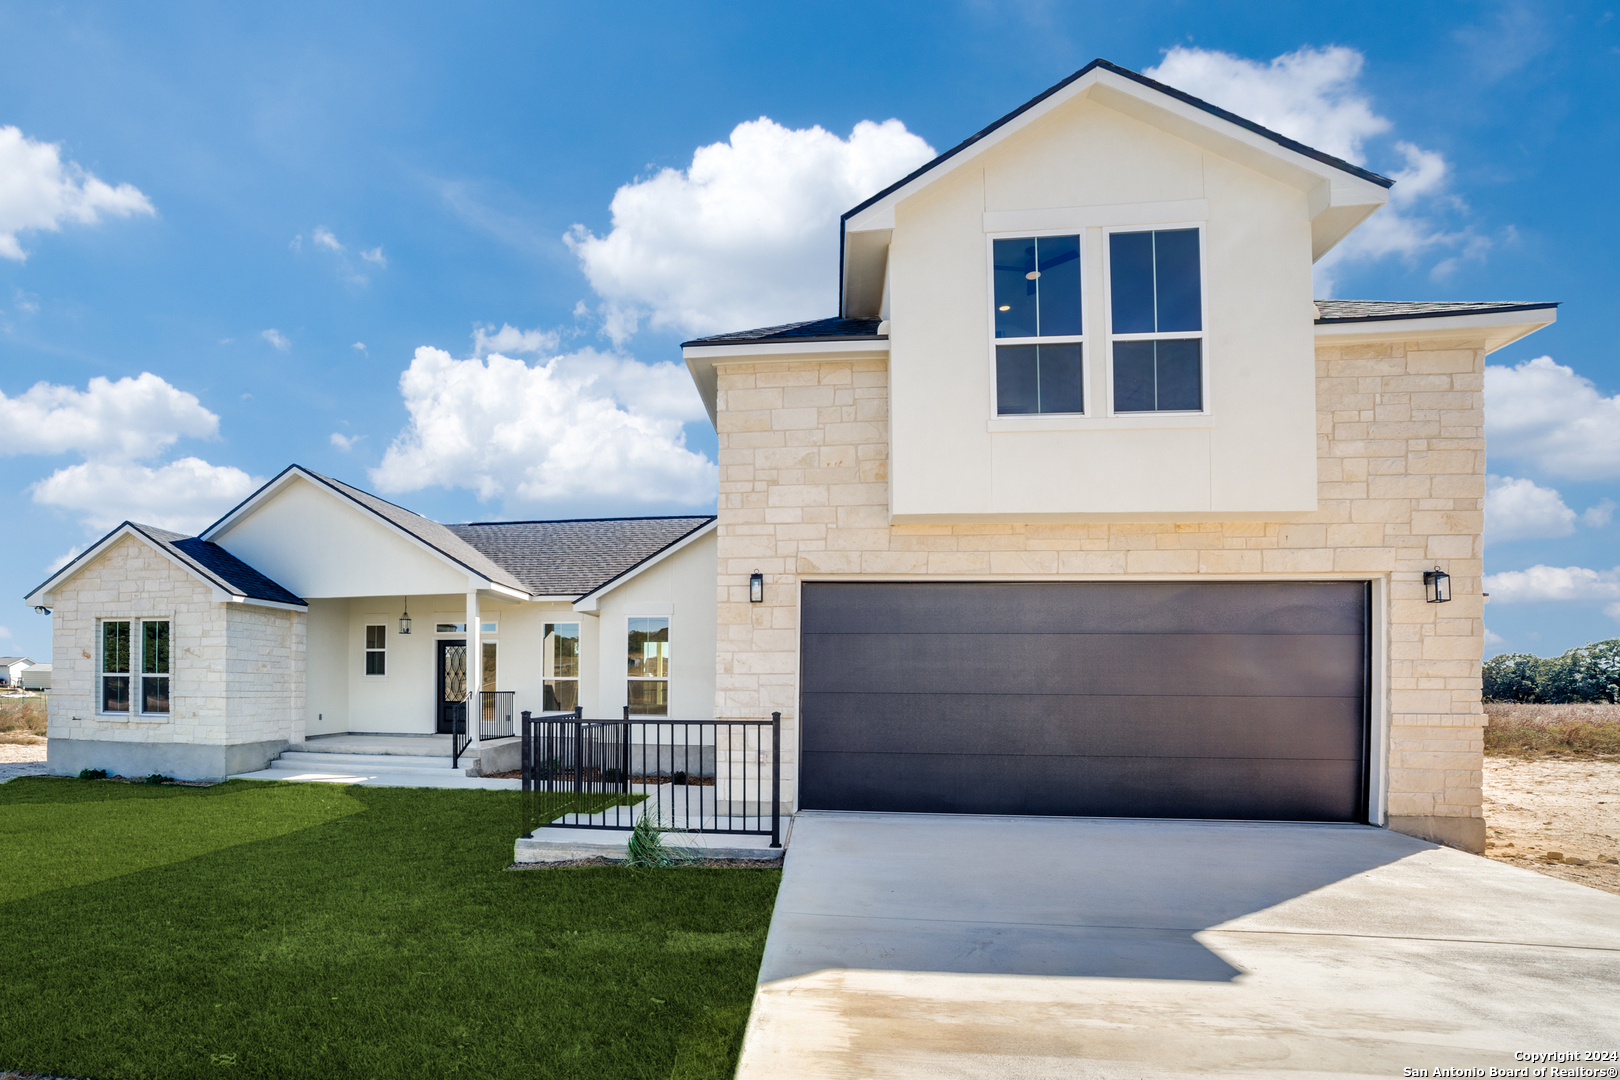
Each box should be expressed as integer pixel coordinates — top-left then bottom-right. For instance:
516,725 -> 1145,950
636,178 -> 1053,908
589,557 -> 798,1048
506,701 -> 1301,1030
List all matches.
0,778 -> 780,1080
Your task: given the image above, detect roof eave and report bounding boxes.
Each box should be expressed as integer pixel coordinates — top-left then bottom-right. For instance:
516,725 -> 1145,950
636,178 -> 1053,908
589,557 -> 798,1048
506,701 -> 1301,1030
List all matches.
682,339 -> 891,427
1313,306 -> 1558,354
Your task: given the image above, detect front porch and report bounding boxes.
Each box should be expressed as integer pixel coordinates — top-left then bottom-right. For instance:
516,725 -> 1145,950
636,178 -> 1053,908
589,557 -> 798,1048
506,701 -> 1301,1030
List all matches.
231,731 -> 524,788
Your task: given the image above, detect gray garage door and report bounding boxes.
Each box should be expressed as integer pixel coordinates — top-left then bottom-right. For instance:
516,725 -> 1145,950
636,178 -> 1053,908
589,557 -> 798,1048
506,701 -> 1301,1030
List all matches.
799,581 -> 1369,822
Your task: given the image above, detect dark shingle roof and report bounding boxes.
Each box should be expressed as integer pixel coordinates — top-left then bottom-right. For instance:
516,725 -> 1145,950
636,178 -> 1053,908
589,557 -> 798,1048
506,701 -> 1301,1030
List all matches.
132,524 -> 306,606
1315,300 -> 1559,324
447,517 -> 715,597
303,471 -> 532,595
683,317 -> 883,347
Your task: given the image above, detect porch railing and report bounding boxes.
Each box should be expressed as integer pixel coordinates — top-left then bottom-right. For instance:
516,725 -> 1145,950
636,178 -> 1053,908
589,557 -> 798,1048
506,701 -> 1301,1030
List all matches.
451,693 -> 472,769
480,691 -> 515,741
519,708 -> 780,846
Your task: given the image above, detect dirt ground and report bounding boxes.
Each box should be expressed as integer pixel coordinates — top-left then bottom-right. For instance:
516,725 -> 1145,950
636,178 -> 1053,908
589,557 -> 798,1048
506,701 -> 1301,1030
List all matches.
1483,755 -> 1620,895
0,736 -> 46,764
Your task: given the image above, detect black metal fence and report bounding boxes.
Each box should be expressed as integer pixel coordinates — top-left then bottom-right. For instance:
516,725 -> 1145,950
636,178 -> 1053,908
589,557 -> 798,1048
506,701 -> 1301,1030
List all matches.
520,708 -> 780,846
480,691 -> 515,740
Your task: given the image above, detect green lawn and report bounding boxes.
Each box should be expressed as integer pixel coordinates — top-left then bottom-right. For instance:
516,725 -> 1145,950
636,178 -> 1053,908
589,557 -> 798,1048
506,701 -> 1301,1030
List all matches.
0,777 -> 781,1080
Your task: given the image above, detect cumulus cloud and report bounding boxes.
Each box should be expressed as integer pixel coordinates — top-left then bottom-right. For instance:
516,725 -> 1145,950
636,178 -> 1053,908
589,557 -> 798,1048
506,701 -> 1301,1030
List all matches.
566,117 -> 935,342
1485,475 -> 1575,542
313,227 -> 343,253
261,328 -> 291,351
472,322 -> 559,357
371,346 -> 716,508
0,125 -> 154,260
0,373 -> 218,460
1144,46 -> 1480,294
1485,356 -> 1620,480
330,432 -> 362,451
31,457 -> 260,533
1582,500 -> 1616,529
1484,565 -> 1620,615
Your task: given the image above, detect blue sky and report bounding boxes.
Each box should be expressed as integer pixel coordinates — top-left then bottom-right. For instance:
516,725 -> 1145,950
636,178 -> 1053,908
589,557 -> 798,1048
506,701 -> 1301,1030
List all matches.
2,0 -> 1618,663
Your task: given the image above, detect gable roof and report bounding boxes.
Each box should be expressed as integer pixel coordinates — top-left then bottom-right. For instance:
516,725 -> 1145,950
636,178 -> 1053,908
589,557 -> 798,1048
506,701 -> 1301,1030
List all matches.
201,466 -> 532,597
24,521 -> 305,608
0,657 -> 32,668
447,516 -> 716,597
1314,300 -> 1559,324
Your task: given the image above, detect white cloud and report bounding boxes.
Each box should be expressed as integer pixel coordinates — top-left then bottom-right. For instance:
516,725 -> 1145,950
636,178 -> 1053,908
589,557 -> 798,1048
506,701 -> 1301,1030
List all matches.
1582,500 -> 1616,528
1483,564 -> 1620,605
371,345 -> 716,508
352,341 -> 367,353
1143,46 -> 1479,294
261,328 -> 291,351
566,117 -> 935,342
313,226 -> 344,253
0,124 -> 154,261
1485,356 -> 1620,479
330,432 -> 361,451
0,625 -> 11,639
301,227 -> 384,283
0,373 -> 218,460
1484,628 -> 1505,647
472,322 -> 559,357
1484,475 -> 1575,541
361,247 -> 386,267
45,545 -> 84,573
31,457 -> 260,533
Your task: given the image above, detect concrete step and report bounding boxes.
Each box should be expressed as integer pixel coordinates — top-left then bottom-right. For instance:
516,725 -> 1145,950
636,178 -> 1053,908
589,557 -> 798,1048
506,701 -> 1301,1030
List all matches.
299,736 -> 454,757
231,765 -> 521,790
274,751 -> 462,772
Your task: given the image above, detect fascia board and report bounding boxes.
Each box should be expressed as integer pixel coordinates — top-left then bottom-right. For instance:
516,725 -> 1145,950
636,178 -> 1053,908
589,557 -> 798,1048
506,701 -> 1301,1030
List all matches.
572,518 -> 719,614
228,596 -> 308,613
684,340 -> 891,427
1314,308 -> 1557,353
844,68 -> 1387,236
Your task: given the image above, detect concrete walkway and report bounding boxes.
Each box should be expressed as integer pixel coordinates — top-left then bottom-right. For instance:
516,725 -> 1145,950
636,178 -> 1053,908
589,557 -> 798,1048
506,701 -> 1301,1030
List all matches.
738,812 -> 1620,1079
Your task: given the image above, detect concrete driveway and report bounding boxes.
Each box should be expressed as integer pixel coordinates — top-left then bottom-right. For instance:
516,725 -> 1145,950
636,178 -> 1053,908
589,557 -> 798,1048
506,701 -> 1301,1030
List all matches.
737,812 -> 1620,1079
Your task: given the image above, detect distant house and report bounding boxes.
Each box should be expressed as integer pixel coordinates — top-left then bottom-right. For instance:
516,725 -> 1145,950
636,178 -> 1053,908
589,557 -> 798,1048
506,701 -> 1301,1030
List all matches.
0,657 -> 34,687
19,665 -> 51,692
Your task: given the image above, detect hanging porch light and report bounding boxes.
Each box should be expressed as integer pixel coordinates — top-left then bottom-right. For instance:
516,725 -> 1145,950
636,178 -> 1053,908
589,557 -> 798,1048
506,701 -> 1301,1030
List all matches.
1423,567 -> 1451,604
399,597 -> 413,634
749,571 -> 764,603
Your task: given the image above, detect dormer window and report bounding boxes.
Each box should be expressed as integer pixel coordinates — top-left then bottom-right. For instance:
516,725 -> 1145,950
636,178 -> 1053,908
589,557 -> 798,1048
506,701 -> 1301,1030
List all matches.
991,234 -> 1084,415
1107,227 -> 1205,413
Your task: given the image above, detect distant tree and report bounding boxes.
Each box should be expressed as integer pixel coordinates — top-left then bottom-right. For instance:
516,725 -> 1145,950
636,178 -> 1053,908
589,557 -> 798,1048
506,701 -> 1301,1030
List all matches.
1483,638 -> 1620,702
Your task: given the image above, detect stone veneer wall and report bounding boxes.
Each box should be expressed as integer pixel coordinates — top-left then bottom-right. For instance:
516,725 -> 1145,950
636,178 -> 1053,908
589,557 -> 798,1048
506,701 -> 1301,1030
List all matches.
713,338 -> 1489,851
45,532 -> 303,779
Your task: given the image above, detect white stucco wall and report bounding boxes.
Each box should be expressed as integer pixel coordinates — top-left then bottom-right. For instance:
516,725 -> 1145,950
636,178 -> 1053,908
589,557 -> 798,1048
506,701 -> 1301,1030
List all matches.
886,95 -> 1317,521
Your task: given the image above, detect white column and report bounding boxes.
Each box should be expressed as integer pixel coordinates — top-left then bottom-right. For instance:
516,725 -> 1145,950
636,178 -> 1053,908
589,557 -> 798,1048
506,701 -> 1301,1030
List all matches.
466,588 -> 481,748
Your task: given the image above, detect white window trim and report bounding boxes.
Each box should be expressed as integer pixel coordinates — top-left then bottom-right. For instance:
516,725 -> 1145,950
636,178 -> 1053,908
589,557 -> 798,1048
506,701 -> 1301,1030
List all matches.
138,618 -> 172,717
984,229 -> 1090,420
1101,221 -> 1211,419
363,622 -> 388,679
98,617 -> 132,717
626,614 -> 671,719
542,621 -> 581,716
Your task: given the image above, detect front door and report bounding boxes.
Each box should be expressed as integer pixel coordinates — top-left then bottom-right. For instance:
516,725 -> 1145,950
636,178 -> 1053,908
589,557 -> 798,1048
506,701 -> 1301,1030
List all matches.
437,640 -> 467,735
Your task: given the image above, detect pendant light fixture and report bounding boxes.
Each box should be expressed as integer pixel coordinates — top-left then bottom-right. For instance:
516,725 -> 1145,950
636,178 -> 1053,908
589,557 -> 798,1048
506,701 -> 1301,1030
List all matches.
399,597 -> 413,635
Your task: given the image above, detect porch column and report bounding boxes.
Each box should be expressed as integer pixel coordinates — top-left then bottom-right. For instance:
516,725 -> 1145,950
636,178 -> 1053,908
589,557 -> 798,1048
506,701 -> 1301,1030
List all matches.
466,588 -> 481,749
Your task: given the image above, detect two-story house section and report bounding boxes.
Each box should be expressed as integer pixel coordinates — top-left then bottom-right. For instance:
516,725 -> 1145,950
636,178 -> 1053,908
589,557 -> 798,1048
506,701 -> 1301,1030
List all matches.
682,59 -> 1556,853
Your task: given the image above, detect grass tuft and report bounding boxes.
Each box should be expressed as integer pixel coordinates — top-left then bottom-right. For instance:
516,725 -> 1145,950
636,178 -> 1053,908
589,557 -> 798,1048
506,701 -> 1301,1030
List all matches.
1484,702 -> 1620,758
0,778 -> 778,1079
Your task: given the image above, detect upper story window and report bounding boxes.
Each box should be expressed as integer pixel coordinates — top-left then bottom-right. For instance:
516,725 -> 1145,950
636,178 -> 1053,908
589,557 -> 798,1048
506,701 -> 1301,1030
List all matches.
365,624 -> 387,676
991,234 -> 1084,416
141,620 -> 170,714
627,617 -> 669,717
1108,228 -> 1204,413
542,622 -> 579,713
101,620 -> 130,713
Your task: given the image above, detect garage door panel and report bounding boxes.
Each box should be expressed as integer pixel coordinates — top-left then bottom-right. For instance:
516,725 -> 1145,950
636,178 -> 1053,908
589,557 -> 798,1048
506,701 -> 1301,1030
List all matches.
802,581 -> 1366,638
801,750 -> 1364,821
799,693 -> 1366,760
802,632 -> 1364,698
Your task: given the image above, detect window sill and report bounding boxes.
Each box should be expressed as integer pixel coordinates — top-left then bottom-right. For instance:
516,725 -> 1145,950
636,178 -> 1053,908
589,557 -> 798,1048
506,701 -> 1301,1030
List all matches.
988,412 -> 1214,432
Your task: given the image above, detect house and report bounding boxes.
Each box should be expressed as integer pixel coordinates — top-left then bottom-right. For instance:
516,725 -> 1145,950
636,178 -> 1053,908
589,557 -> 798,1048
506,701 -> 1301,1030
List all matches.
25,466 -> 716,780
18,664 -> 51,692
24,59 -> 1552,853
0,656 -> 34,688
679,59 -> 1553,854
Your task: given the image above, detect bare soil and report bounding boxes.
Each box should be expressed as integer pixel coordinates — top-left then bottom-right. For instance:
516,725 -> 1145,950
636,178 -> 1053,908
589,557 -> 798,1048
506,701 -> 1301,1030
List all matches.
1483,756 -> 1620,895
0,739 -> 46,763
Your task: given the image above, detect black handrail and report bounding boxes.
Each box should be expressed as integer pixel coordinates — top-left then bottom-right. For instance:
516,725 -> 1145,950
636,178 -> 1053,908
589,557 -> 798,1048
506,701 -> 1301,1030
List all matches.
451,693 -> 471,769
520,710 -> 781,846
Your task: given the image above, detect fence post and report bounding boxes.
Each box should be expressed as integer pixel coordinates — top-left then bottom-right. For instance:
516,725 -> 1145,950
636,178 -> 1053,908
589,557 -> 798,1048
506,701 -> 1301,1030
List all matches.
622,705 -> 632,796
520,710 -> 532,837
771,712 -> 781,848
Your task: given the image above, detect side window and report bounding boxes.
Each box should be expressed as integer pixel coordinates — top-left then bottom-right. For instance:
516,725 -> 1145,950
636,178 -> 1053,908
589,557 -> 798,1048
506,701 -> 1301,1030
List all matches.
101,620 -> 130,713
141,620 -> 170,714
626,617 -> 669,717
1108,228 -> 1204,413
365,624 -> 387,676
542,623 -> 580,713
991,234 -> 1084,416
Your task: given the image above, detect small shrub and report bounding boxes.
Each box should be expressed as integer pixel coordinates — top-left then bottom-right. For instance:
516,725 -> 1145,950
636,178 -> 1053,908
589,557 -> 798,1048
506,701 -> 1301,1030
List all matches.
144,773 -> 176,785
78,768 -> 108,780
671,770 -> 688,786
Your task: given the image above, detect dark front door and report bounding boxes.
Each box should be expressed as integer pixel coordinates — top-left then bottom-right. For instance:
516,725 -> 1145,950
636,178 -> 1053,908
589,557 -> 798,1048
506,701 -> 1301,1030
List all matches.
799,581 -> 1370,822
437,640 -> 467,735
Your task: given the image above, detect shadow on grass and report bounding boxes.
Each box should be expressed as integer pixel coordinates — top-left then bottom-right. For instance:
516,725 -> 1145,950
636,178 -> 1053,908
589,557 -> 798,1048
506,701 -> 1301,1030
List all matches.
0,778 -> 780,1080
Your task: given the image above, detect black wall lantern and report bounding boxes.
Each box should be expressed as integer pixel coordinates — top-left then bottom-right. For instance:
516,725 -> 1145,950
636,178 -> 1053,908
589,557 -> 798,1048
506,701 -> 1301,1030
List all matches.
1423,567 -> 1451,604
749,572 -> 764,604
399,597 -> 413,635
